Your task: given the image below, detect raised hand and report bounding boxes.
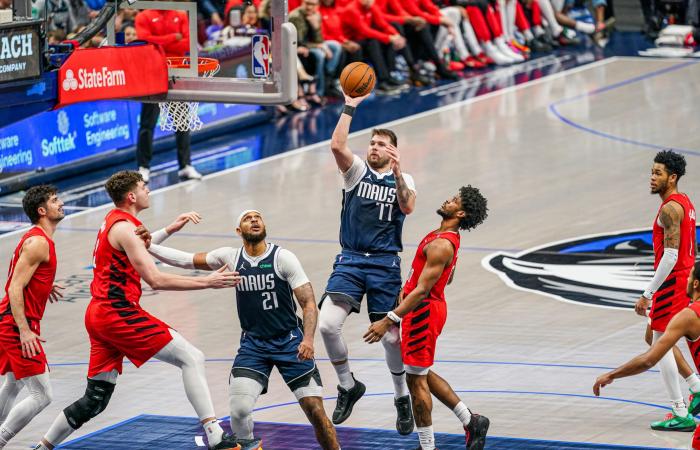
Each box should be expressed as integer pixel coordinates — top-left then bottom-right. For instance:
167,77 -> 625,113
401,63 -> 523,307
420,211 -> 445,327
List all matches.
135,225 -> 152,248
166,211 -> 202,235
385,144 -> 401,176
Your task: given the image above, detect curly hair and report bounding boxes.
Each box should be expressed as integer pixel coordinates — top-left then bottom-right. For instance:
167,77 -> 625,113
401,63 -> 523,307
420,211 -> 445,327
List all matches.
105,170 -> 143,205
654,150 -> 686,180
458,185 -> 488,231
22,185 -> 58,224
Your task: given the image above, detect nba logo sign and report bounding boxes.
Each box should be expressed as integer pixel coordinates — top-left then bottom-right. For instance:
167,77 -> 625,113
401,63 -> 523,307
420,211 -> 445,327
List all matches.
252,35 -> 270,78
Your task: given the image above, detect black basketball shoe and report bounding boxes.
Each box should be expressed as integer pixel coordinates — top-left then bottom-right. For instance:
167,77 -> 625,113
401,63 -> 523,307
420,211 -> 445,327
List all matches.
394,395 -> 414,435
332,374 -> 366,424
464,413 -> 490,450
210,433 -> 241,450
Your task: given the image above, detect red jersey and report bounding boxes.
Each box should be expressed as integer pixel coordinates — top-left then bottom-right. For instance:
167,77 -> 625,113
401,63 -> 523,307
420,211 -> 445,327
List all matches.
340,0 -> 398,44
90,210 -> 143,304
0,227 -> 56,322
403,231 -> 460,302
652,193 -> 696,272
135,10 -> 189,56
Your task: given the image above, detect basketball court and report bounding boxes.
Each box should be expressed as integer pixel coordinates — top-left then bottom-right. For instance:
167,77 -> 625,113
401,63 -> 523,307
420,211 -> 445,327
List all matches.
0,55 -> 698,449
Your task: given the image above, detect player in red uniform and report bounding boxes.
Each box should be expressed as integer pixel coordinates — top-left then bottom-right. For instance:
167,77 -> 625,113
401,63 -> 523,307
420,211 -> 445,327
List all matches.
33,171 -> 242,450
594,261 -> 700,449
0,186 -> 64,449
364,186 -> 490,450
632,150 -> 698,431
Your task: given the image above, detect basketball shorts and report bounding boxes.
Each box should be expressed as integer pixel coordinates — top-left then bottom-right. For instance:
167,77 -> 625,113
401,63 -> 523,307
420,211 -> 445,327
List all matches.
401,299 -> 447,371
85,299 -> 174,378
688,337 -> 700,373
0,316 -> 48,380
649,272 -> 691,332
323,250 -> 402,322
232,327 -> 321,395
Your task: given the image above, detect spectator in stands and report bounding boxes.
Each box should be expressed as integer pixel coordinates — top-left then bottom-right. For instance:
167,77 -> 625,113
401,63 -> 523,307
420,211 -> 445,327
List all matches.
135,8 -> 201,182
199,0 -> 226,25
320,0 -> 363,96
115,7 -> 138,34
340,0 -> 424,92
123,21 -> 137,43
290,0 -> 342,98
34,0 -> 91,32
47,28 -> 67,44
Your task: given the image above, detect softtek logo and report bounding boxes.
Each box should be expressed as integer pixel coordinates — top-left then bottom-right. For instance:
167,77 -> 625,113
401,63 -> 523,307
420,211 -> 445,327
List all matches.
41,110 -> 77,157
62,67 -> 126,91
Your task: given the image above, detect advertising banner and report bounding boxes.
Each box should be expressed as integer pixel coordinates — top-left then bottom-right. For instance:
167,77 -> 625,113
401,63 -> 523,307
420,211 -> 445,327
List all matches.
0,21 -> 41,82
57,44 -> 168,108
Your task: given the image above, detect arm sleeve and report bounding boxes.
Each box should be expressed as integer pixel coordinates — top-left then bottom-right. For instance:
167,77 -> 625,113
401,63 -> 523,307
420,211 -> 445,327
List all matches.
342,155 -> 366,190
643,248 -> 679,299
150,228 -> 170,245
402,172 -> 417,194
205,247 -> 237,270
148,244 -> 195,269
276,249 -> 310,289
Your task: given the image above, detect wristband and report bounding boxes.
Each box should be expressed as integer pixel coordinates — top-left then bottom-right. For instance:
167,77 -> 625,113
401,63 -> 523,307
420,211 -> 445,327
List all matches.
642,290 -> 653,300
387,311 -> 401,323
342,104 -> 356,117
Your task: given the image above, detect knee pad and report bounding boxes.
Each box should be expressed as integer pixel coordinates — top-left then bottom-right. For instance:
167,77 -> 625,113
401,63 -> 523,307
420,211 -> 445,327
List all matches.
228,377 -> 262,420
63,379 -> 115,430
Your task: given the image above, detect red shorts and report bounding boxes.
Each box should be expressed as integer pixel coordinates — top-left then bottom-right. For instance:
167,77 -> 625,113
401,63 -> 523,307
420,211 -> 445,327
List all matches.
401,299 -> 447,370
687,337 -> 700,373
0,318 -> 48,380
649,273 -> 690,332
85,299 -> 173,378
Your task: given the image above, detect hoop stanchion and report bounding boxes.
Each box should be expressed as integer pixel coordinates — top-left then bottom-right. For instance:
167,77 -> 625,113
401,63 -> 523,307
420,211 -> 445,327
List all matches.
159,57 -> 220,132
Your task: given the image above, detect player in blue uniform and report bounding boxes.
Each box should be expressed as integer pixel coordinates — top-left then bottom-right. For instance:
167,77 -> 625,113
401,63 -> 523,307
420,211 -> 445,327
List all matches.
319,91 -> 417,434
144,210 -> 340,450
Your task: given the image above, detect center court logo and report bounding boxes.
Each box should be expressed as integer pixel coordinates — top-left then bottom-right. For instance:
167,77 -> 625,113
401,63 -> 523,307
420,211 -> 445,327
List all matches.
482,227 -> 700,309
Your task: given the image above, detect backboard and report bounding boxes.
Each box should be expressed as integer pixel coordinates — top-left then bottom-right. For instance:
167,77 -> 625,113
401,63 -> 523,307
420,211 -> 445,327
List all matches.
106,0 -> 297,105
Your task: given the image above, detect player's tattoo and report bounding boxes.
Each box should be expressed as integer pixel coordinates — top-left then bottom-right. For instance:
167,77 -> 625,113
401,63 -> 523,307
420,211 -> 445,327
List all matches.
294,282 -> 318,338
660,202 -> 683,249
394,173 -> 414,213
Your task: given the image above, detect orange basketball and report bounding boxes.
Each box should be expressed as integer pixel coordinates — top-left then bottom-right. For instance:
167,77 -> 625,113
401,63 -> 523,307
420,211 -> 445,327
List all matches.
340,62 -> 376,98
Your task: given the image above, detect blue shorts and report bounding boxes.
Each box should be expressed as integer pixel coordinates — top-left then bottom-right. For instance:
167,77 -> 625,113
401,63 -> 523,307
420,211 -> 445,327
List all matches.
231,327 -> 321,394
323,250 -> 402,322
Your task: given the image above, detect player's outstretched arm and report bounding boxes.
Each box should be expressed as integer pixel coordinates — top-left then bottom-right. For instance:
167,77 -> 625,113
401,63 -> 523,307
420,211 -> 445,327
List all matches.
143,211 -> 203,246
8,236 -> 49,358
364,238 -> 453,343
593,309 -> 693,395
330,92 -> 371,172
294,282 -> 317,361
112,221 -> 239,290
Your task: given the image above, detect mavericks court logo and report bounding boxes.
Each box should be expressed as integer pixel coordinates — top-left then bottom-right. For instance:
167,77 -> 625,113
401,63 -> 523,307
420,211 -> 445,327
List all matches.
482,227 -> 700,310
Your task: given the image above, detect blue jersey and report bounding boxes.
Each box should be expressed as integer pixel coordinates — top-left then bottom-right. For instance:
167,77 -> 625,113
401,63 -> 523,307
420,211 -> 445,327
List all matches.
339,156 -> 415,254
233,245 -> 302,338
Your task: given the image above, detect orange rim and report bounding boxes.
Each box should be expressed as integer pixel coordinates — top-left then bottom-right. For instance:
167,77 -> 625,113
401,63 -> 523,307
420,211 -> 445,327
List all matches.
166,57 -> 219,75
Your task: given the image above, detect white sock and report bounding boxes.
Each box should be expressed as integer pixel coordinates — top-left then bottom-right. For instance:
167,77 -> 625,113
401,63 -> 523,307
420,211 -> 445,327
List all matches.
536,0 -> 563,37
687,373 -> 700,393
533,25 -> 546,36
392,372 -> 409,398
575,21 -> 596,34
203,418 -> 225,447
0,426 -> 15,447
523,29 -> 535,41
418,426 -> 435,450
453,402 -> 472,427
381,326 -> 409,398
654,331 -> 688,417
33,444 -> 51,450
43,412 -> 75,447
335,362 -> 355,390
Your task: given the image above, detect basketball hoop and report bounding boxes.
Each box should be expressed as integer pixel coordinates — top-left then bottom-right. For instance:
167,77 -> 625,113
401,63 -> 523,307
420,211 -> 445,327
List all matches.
158,57 -> 220,132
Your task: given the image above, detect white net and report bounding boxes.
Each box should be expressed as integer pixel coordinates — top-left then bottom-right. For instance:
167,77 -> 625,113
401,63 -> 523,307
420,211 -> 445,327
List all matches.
159,58 -> 220,132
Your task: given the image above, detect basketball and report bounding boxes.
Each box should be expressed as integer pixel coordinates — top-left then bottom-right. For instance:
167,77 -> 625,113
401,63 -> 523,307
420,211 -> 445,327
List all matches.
340,62 -> 376,98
